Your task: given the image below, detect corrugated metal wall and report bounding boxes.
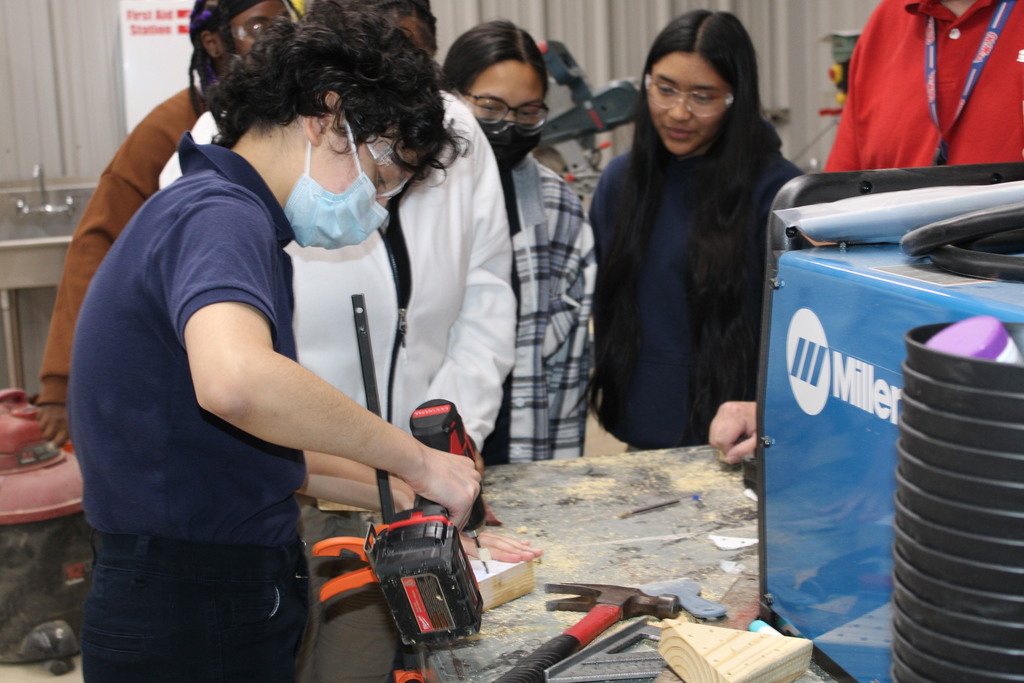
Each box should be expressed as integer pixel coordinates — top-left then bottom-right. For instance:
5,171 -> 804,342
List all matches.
1,0 -> 124,182
431,0 -> 878,170
1,0 -> 879,182
0,0 -> 879,393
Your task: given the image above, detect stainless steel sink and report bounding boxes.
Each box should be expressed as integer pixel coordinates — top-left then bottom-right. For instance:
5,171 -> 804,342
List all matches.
0,236 -> 73,289
0,170 -> 95,242
0,172 -> 96,390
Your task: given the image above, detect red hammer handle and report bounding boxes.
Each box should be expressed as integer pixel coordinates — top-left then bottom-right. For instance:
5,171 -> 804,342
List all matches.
564,603 -> 623,645
494,604 -> 623,682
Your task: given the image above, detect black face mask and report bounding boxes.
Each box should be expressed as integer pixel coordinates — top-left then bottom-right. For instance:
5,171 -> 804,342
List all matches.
479,120 -> 542,171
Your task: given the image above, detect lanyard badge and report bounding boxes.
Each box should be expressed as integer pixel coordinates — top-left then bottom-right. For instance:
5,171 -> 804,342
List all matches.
925,0 -> 1017,165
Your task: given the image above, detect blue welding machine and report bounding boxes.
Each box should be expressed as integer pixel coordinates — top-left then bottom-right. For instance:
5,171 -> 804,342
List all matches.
756,163 -> 1024,683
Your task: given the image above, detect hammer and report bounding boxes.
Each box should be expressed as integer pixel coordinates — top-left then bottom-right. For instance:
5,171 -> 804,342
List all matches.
493,582 -> 681,682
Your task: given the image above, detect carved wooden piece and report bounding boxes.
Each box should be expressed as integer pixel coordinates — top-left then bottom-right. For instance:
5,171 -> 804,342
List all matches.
659,618 -> 812,683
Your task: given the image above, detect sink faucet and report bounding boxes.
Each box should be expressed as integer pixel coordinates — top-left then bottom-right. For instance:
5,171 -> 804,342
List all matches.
15,164 -> 75,219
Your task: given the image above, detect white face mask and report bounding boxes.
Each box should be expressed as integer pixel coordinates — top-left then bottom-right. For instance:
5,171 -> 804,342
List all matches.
284,120 -> 389,249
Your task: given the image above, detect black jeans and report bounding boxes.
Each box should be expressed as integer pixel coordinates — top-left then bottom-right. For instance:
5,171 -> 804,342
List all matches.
81,532 -> 308,682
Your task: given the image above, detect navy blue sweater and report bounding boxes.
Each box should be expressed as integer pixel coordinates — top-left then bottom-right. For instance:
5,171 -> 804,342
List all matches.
589,151 -> 801,449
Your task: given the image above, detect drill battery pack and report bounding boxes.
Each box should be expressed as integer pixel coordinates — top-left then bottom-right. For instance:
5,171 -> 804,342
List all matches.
368,504 -> 482,645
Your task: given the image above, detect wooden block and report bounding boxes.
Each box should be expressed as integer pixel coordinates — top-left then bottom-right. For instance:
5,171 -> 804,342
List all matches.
658,618 -> 812,683
470,559 -> 536,611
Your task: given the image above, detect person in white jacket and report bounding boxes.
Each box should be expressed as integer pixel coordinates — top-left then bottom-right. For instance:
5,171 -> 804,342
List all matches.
289,93 -> 522,683
287,92 -> 515,450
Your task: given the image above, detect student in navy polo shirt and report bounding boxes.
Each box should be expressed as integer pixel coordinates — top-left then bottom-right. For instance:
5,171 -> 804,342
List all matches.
67,3 -> 474,681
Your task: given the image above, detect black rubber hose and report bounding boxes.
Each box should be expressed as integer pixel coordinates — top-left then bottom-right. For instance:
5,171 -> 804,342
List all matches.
492,634 -> 581,682
900,201 -> 1024,257
928,245 -> 1024,282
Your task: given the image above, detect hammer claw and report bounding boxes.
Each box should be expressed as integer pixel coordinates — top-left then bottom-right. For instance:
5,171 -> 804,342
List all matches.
545,596 -> 595,613
545,582 -> 601,595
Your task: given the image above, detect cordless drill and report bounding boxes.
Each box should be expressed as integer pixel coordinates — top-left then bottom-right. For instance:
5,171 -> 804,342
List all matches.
364,399 -> 485,645
408,399 -> 487,533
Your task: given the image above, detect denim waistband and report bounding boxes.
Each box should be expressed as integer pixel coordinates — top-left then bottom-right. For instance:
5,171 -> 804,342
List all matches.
94,532 -> 306,580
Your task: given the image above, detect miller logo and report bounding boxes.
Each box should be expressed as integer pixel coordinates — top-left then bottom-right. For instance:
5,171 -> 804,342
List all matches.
785,308 -> 901,423
786,308 -> 831,415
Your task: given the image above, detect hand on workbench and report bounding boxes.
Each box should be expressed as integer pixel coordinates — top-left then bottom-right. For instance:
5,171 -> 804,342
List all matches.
462,531 -> 543,563
708,401 -> 757,464
36,403 -> 70,448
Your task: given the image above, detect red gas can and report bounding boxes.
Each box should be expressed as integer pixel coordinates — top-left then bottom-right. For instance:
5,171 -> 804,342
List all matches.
0,389 -> 91,675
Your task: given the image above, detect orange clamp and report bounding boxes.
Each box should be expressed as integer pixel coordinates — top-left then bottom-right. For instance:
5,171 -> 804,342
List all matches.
312,535 -> 379,603
312,536 -> 368,560
319,567 -> 378,602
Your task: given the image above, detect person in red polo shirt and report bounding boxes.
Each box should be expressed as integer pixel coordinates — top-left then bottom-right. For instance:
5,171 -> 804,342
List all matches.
827,0 -> 1024,171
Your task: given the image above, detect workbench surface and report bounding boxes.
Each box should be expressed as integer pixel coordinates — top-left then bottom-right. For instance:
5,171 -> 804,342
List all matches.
435,446 -> 834,682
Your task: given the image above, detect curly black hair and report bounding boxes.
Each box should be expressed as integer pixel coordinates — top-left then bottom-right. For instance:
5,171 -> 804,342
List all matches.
365,0 -> 437,56
187,0 -> 299,116
209,0 -> 456,180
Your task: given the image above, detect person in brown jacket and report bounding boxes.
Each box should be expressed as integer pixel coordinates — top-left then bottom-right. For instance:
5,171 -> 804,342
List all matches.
36,0 -> 292,445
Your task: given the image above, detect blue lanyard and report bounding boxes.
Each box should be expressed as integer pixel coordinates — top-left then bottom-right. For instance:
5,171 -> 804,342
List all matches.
925,0 -> 1016,164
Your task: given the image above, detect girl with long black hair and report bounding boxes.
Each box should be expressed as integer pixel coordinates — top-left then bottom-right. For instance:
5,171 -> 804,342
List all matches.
588,10 -> 801,450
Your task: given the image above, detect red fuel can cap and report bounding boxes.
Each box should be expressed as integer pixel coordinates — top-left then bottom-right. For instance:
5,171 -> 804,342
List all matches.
0,389 -> 83,525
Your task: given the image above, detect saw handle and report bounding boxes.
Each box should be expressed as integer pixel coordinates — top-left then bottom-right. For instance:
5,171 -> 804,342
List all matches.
493,604 -> 622,682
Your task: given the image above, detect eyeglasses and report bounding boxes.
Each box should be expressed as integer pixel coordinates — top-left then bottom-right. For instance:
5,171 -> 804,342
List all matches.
231,14 -> 280,42
644,75 -> 734,117
365,137 -> 412,199
463,93 -> 549,133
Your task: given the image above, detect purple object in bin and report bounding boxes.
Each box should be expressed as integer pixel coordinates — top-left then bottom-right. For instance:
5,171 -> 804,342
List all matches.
925,315 -> 1023,364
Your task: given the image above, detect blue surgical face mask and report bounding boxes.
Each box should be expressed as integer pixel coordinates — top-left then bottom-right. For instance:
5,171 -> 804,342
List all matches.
284,121 -> 389,249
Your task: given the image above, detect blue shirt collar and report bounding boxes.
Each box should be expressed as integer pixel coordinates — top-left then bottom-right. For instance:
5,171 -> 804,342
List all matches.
178,132 -> 294,244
